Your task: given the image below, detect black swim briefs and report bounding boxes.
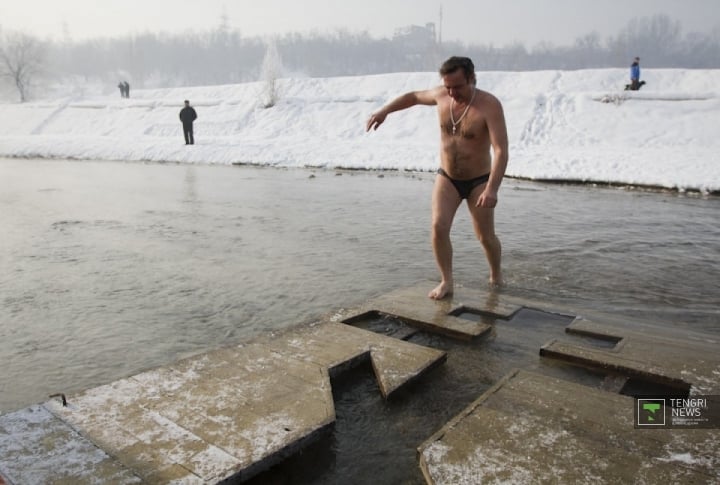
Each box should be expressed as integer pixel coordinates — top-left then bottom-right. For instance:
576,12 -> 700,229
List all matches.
437,167 -> 490,200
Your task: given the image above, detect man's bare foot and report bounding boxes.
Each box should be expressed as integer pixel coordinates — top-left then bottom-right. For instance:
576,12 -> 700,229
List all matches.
488,277 -> 505,290
428,281 -> 453,300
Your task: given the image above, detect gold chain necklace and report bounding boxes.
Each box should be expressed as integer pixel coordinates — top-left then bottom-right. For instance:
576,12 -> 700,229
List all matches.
450,88 -> 476,135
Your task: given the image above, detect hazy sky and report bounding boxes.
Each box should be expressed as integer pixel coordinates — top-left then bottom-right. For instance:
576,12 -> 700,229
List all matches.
2,0 -> 718,46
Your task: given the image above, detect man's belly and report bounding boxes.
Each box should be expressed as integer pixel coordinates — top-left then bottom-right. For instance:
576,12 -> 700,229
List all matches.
440,140 -> 491,179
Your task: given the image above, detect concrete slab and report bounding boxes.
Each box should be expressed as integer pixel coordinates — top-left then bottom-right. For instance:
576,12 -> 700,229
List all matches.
256,321 -> 447,398
340,280 -> 521,340
1,320 -> 445,484
419,369 -> 719,484
540,317 -> 720,393
0,405 -> 141,484
3,281 -> 717,484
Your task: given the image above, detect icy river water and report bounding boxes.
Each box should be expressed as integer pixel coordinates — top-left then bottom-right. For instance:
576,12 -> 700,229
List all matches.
1,158 -> 718,482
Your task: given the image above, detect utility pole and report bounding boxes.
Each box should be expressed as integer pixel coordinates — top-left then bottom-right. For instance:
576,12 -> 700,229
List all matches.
438,5 -> 443,45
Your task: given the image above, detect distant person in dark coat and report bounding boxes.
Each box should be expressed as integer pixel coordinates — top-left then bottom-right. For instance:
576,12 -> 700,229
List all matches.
630,57 -> 641,90
123,81 -> 130,98
179,100 -> 198,145
118,81 -> 125,98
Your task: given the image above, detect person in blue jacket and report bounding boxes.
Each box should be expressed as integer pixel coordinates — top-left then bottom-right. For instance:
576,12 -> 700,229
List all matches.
630,57 -> 641,90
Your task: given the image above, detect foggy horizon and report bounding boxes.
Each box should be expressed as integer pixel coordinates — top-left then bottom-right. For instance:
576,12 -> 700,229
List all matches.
2,5 -> 719,103
2,0 -> 718,48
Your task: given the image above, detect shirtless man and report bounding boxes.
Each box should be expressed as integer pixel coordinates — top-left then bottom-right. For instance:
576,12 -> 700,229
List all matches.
366,56 -> 509,299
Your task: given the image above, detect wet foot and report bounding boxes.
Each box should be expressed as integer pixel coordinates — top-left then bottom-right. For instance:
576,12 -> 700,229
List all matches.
428,281 -> 453,300
488,277 -> 505,290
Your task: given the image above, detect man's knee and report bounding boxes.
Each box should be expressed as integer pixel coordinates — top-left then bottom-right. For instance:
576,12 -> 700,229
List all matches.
431,218 -> 453,238
476,231 -> 499,248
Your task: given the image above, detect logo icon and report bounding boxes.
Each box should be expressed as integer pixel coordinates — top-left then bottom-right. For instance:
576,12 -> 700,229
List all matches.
637,399 -> 666,426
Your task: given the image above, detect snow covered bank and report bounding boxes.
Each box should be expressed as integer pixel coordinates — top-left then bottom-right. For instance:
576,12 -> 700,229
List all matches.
1,69 -> 719,192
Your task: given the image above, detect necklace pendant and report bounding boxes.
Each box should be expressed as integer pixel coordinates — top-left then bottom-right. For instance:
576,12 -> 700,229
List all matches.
452,126 -> 456,135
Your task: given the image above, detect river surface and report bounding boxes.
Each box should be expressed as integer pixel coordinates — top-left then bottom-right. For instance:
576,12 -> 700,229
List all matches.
1,158 -> 719,482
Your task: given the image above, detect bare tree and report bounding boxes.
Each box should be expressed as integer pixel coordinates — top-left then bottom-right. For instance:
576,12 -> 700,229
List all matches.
10,15 -> 718,92
0,31 -> 45,102
260,38 -> 283,108
609,15 -> 682,66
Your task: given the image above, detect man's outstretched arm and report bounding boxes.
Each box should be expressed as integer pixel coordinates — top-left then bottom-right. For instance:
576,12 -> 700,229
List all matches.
366,89 -> 437,131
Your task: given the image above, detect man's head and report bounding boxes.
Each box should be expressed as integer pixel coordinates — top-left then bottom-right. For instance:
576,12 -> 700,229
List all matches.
184,100 -> 190,106
439,56 -> 476,101
439,57 -> 476,84
634,57 -> 640,62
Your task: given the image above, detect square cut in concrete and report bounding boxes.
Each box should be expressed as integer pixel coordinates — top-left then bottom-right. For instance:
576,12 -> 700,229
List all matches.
419,369 -> 719,484
540,317 -> 720,394
256,321 -> 447,399
341,280 -> 521,340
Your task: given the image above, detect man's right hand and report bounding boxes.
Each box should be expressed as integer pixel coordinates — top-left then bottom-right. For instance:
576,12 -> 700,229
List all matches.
366,111 -> 387,132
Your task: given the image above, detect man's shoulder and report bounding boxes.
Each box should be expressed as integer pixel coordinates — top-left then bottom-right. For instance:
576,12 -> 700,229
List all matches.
477,89 -> 502,107
429,86 -> 450,103
421,85 -> 446,96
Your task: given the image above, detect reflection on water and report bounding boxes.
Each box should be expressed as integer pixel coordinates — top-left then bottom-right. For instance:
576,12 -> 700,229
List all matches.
1,159 -> 719,459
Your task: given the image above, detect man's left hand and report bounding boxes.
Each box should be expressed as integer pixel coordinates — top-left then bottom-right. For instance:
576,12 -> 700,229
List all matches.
476,188 -> 498,208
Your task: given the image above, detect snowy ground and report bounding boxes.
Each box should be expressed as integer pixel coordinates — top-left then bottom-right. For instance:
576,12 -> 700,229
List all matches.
1,68 -> 719,192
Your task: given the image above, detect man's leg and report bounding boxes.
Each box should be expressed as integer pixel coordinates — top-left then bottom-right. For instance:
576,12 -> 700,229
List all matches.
429,174 -> 462,299
183,126 -> 190,144
467,187 -> 503,286
188,126 -> 194,145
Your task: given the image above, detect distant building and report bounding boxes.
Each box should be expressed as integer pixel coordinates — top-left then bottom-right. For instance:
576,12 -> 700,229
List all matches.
393,23 -> 439,67
393,23 -> 437,51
